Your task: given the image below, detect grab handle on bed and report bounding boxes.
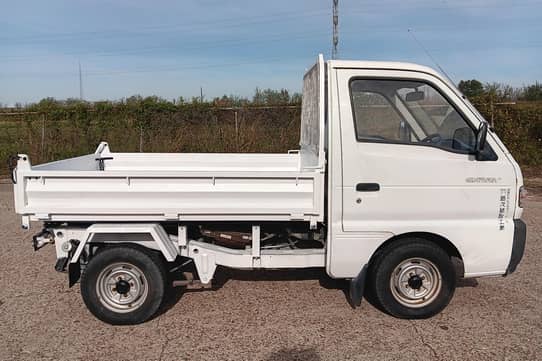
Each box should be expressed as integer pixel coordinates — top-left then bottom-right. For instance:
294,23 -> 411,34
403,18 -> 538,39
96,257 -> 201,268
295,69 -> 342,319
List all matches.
95,157 -> 113,171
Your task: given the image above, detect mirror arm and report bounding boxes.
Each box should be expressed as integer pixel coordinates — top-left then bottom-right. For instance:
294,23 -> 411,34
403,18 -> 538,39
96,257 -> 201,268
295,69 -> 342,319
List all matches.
475,122 -> 489,160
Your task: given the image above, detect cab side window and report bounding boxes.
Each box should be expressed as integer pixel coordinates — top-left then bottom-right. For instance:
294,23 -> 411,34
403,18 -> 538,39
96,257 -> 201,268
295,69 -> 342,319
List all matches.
351,90 -> 405,142
350,79 -> 477,153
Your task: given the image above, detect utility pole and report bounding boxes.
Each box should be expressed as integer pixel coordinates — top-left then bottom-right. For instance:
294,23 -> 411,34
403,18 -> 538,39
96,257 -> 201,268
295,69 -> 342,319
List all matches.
332,0 -> 339,59
200,87 -> 204,102
79,61 -> 84,100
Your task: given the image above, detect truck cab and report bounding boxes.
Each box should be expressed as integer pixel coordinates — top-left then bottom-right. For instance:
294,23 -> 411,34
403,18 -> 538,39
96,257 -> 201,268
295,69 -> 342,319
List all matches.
325,58 -> 525,279
10,55 -> 526,324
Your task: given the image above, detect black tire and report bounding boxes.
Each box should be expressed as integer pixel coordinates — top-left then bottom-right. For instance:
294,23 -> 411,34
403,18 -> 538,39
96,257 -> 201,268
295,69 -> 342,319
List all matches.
368,238 -> 456,319
81,246 -> 166,325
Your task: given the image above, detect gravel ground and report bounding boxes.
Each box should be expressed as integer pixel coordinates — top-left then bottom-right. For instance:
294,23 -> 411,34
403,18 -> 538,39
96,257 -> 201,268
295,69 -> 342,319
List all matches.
0,182 -> 540,361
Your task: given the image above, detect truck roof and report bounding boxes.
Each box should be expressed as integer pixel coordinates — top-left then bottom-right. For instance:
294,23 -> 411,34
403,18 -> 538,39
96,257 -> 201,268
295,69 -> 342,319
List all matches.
327,59 -> 443,78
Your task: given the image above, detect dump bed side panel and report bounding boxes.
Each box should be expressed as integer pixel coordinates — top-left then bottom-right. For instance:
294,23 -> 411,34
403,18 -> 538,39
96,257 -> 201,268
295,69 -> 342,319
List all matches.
20,172 -> 321,222
15,150 -> 324,223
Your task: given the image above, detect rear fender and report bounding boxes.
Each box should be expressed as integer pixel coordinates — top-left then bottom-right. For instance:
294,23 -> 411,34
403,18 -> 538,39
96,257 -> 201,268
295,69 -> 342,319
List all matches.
67,223 -> 179,263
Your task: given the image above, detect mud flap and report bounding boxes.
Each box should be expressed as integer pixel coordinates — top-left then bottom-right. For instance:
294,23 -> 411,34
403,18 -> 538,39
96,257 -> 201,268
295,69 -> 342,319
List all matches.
348,264 -> 367,308
68,261 -> 81,288
54,241 -> 81,287
54,257 -> 69,272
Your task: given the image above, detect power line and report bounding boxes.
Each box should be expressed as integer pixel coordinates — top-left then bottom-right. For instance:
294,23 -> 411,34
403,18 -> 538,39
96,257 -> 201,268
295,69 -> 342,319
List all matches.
0,29 -> 331,61
2,35 -> 541,73
0,56 -> 290,79
3,19 -> 541,62
0,8 -> 330,43
2,0 -> 541,45
9,0 -> 542,38
5,1 -> 539,44
6,0 -> 542,42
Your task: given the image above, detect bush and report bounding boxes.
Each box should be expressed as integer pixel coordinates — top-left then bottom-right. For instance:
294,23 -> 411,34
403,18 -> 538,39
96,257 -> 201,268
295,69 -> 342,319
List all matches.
1,95 -> 541,176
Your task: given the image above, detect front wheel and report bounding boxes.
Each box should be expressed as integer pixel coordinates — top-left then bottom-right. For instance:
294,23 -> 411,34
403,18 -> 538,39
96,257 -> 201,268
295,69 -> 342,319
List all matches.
368,238 -> 456,319
81,246 -> 166,325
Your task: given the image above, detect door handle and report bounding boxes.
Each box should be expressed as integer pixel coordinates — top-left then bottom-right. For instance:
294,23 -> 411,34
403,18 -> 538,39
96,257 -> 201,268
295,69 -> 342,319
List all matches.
356,183 -> 380,192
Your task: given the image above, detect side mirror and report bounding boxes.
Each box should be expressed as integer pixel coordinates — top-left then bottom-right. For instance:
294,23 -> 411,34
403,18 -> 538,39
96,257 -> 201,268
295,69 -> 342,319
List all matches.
475,122 -> 488,159
405,91 -> 425,102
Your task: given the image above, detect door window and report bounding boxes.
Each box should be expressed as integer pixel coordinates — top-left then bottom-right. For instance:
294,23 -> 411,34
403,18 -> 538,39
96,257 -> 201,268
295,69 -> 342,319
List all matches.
350,79 -> 476,152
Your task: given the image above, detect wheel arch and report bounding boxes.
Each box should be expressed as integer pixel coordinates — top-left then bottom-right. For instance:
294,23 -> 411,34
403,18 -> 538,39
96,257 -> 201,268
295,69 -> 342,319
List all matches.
70,223 -> 179,264
89,241 -> 165,260
368,232 -> 464,276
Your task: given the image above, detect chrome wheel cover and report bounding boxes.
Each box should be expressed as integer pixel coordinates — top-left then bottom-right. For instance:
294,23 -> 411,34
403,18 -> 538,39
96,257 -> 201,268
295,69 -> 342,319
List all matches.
390,258 -> 442,308
96,262 -> 148,313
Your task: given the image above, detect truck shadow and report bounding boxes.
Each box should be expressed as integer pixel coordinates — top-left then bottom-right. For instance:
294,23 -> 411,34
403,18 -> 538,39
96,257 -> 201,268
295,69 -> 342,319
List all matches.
156,266 -> 479,318
266,347 -> 321,361
457,278 -> 479,287
155,267 -> 349,318
202,266 -> 478,292
211,267 -> 348,290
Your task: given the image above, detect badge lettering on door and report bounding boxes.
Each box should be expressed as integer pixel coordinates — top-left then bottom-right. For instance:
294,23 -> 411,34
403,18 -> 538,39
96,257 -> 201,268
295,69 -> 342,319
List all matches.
498,188 -> 510,230
466,177 -> 498,183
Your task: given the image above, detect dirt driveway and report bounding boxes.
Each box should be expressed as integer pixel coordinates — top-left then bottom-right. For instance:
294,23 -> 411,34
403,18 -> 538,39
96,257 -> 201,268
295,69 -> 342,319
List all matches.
0,182 -> 540,361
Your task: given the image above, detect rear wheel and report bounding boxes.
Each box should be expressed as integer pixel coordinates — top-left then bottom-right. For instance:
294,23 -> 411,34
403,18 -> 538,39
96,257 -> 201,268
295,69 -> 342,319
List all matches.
81,246 -> 166,325
368,238 -> 456,319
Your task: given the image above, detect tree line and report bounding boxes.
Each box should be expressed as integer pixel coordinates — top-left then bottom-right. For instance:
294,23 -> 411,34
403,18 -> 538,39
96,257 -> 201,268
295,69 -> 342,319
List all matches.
458,80 -> 542,102
1,81 -> 541,110
0,88 -> 302,110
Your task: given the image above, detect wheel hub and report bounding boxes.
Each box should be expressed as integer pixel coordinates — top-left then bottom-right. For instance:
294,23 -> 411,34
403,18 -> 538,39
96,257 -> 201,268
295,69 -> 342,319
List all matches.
115,279 -> 131,295
407,274 -> 423,290
96,262 -> 148,313
390,258 -> 442,308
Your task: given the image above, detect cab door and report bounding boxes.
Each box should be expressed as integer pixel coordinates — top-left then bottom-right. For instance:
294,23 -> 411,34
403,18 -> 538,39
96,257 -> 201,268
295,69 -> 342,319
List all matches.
328,67 -> 516,278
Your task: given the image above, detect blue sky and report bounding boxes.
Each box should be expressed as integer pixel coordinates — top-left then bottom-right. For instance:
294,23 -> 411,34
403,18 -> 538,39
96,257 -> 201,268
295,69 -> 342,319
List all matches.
0,0 -> 540,105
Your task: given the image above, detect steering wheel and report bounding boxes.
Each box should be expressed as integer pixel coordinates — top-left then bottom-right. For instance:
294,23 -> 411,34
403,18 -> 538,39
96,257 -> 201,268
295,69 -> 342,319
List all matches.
421,133 -> 442,144
362,135 -> 387,141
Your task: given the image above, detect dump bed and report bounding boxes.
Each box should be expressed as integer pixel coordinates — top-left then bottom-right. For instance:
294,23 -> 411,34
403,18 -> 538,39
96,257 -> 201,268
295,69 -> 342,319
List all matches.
13,142 -> 324,224
12,56 -> 326,226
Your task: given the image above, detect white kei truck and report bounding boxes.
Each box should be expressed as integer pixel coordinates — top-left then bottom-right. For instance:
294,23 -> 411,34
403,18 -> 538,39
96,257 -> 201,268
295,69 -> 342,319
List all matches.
9,55 -> 527,325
